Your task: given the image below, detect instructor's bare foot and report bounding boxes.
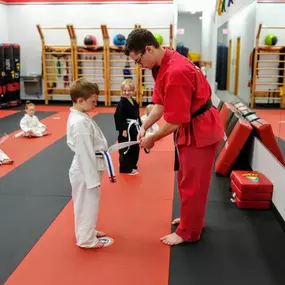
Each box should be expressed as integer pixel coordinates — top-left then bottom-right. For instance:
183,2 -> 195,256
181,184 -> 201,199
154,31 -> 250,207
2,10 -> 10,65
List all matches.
95,230 -> 106,238
160,232 -> 185,246
171,218 -> 180,225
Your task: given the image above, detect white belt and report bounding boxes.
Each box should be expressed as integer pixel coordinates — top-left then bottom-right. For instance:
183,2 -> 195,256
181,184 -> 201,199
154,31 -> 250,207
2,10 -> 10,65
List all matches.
124,119 -> 141,154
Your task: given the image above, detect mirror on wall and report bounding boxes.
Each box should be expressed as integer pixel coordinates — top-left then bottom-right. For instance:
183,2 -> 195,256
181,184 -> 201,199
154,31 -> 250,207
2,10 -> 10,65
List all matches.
215,20 -> 285,168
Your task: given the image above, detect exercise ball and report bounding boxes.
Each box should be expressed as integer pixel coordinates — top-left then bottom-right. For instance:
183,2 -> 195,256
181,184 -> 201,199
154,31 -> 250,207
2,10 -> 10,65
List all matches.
84,34 -> 97,46
113,34 -> 126,46
154,33 -> 163,45
265,34 -> 278,46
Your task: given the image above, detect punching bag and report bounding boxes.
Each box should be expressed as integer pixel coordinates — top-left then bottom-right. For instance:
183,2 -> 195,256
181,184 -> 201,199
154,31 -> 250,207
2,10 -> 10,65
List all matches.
8,44 -> 21,106
0,44 -> 9,108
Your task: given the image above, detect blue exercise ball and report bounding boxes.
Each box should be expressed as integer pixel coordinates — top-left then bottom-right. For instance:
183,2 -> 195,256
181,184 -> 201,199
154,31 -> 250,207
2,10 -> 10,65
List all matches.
113,34 -> 126,46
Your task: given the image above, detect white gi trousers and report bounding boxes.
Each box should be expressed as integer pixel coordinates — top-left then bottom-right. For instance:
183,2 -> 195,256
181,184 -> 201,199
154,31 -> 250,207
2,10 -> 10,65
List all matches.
69,161 -> 103,248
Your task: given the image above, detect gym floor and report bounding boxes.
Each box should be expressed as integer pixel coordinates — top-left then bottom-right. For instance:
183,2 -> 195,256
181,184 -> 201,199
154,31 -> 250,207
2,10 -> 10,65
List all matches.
0,105 -> 285,285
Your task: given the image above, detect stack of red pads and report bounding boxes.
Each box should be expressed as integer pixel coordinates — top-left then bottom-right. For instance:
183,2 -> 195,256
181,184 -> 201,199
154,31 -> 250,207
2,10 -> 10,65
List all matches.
230,170 -> 273,209
215,101 -> 285,176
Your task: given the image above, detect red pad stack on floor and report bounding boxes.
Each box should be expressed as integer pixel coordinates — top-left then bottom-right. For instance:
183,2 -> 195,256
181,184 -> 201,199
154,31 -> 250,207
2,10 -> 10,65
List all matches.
230,170 -> 273,209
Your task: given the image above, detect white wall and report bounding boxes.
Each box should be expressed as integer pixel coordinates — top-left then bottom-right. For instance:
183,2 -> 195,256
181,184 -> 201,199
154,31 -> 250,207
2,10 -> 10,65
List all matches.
201,5 -> 219,105
177,12 -> 202,53
201,0 -> 256,103
0,3 -> 8,42
250,138 -> 285,222
5,3 -> 174,99
227,1 -> 256,103
216,0 -> 256,28
256,3 -> 285,46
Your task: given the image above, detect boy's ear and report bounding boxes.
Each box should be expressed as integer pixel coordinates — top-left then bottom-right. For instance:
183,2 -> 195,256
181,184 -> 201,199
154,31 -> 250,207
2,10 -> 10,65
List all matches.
77,97 -> 84,104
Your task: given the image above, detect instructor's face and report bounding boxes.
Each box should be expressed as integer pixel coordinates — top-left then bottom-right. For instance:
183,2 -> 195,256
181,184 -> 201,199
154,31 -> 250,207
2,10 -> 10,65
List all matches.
130,47 -> 156,70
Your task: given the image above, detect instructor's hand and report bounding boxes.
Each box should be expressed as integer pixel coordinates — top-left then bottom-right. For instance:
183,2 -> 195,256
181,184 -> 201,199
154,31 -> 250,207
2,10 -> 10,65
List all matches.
137,127 -> 146,141
140,135 -> 155,150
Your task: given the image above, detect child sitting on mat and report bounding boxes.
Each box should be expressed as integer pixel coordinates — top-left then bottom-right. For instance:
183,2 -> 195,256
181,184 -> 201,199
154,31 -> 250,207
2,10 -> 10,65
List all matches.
114,79 -> 141,175
19,101 -> 49,137
141,104 -> 159,136
67,78 -> 112,249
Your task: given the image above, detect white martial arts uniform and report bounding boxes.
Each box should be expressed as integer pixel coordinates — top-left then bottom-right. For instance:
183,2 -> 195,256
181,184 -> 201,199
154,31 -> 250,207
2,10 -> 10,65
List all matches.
141,114 -> 159,135
66,108 -> 108,248
0,149 -> 11,164
20,114 -> 47,137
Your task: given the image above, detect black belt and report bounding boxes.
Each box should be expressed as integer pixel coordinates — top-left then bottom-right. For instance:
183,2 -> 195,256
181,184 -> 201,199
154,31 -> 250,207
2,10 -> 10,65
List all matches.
191,99 -> 213,118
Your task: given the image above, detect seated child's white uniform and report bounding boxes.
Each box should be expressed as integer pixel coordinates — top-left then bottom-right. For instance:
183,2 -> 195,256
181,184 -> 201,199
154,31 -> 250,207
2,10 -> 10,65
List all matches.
141,114 -> 159,135
20,114 -> 47,137
67,108 -> 108,248
0,149 -> 11,164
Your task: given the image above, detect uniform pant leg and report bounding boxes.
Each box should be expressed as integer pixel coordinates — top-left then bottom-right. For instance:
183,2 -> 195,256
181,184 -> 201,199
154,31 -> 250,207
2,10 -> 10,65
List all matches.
176,141 -> 218,242
129,144 -> 140,170
118,135 -> 133,173
69,167 -> 101,248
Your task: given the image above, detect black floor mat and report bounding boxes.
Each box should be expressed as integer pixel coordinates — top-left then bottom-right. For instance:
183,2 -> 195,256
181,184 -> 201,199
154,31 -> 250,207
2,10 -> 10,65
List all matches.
0,111 -> 56,136
169,174 -> 285,285
0,113 -> 117,285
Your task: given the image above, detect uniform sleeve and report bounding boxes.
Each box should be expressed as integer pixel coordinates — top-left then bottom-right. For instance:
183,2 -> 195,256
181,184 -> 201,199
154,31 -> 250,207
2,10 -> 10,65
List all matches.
34,116 -> 46,129
163,70 -> 193,124
114,102 -> 128,131
73,121 -> 100,189
20,116 -> 30,132
152,84 -> 163,105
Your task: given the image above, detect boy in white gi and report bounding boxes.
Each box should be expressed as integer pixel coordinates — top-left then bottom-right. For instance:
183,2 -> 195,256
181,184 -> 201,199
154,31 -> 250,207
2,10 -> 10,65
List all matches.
66,78 -> 110,249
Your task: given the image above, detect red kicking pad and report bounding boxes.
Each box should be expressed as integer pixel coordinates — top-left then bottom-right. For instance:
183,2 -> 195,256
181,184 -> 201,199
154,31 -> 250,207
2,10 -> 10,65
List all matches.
215,114 -> 253,176
250,119 -> 285,167
219,102 -> 237,129
230,170 -> 273,209
234,196 -> 271,209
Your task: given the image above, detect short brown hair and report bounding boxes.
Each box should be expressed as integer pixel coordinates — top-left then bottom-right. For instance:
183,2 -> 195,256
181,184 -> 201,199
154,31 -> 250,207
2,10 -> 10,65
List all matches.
125,29 -> 160,56
70,78 -> 99,103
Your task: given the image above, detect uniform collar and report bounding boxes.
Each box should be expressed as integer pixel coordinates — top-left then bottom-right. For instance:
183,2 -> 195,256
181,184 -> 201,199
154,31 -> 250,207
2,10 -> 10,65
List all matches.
70,107 -> 91,119
152,47 -> 175,81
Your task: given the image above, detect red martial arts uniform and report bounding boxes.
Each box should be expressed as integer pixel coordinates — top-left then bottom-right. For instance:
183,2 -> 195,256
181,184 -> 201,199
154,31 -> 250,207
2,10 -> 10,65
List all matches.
152,48 -> 224,242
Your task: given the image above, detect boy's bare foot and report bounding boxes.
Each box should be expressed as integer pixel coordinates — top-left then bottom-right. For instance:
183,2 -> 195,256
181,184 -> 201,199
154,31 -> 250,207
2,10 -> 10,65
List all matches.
160,232 -> 185,246
171,218 -> 180,225
95,230 -> 106,238
94,241 -> 105,248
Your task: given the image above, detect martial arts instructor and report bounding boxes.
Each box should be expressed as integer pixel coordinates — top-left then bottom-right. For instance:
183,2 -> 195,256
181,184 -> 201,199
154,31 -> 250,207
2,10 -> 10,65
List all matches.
124,29 -> 224,246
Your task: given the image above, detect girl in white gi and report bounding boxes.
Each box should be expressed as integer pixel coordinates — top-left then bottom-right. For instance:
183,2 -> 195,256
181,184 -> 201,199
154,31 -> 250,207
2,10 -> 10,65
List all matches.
141,104 -> 159,135
67,78 -> 110,249
19,101 -> 48,137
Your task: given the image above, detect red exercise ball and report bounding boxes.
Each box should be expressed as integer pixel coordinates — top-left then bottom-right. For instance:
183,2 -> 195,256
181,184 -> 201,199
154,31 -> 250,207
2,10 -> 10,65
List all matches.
84,34 -> 97,46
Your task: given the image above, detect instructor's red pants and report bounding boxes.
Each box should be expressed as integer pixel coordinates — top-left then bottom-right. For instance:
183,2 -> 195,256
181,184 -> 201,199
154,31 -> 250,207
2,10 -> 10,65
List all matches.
176,137 -> 218,242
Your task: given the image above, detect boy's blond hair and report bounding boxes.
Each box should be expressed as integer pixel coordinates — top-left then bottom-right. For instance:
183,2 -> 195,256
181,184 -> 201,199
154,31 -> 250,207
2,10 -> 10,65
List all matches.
70,78 -> 99,103
25,100 -> 35,110
121,79 -> 135,93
